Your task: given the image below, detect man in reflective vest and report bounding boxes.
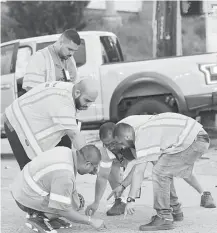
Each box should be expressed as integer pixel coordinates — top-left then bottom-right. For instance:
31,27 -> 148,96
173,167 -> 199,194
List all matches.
4,80 -> 98,170
11,145 -> 106,232
22,29 -> 80,149
22,29 -> 79,91
85,122 -> 137,217
110,113 -> 216,231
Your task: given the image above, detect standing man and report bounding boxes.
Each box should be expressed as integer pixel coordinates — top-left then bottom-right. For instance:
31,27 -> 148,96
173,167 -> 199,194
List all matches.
22,29 -> 80,91
112,113 -> 216,231
11,145 -> 106,232
4,80 -> 98,170
22,29 -> 81,148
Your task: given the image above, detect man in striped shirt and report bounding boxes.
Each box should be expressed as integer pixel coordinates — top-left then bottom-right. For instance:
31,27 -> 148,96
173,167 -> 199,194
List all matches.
22,29 -> 80,92
11,145 -> 106,232
22,29 -> 80,151
85,122 -> 132,217
111,113 -> 216,231
4,80 -> 98,170
85,121 -> 149,217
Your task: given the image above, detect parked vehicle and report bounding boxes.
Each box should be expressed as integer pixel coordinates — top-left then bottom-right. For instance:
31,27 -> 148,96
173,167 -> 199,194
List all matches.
1,31 -> 217,136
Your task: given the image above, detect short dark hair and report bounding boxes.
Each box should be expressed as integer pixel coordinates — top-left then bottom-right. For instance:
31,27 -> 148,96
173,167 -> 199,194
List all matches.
62,29 -> 81,45
114,123 -> 132,137
99,122 -> 116,140
80,144 -> 101,162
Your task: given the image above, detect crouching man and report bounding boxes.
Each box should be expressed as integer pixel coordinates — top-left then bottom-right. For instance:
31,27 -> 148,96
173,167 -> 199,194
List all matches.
111,113 -> 216,231
11,145 -> 106,233
85,122 -> 136,217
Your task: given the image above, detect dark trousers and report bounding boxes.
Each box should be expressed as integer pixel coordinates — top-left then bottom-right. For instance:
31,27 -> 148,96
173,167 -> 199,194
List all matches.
4,123 -> 30,170
15,200 -> 41,215
5,118 -> 79,169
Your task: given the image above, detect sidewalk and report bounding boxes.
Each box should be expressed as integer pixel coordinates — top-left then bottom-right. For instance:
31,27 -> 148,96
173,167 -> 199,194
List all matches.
1,135 -> 217,233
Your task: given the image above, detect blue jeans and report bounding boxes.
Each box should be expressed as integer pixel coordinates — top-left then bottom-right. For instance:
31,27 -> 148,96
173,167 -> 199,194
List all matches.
152,133 -> 210,218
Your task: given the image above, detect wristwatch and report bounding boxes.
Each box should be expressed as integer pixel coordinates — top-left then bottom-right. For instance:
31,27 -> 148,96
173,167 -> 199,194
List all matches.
127,197 -> 135,203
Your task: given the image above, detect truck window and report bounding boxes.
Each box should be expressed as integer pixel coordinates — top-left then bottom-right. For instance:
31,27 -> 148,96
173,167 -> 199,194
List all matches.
15,46 -> 33,80
36,39 -> 86,67
100,36 -> 124,64
1,44 -> 15,75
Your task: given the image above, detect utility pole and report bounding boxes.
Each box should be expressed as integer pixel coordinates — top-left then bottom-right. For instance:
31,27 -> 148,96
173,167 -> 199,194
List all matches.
153,0 -> 182,58
102,0 -> 122,28
204,1 -> 217,53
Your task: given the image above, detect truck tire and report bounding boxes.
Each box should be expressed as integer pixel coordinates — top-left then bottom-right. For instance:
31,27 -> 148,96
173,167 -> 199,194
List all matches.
125,98 -> 174,117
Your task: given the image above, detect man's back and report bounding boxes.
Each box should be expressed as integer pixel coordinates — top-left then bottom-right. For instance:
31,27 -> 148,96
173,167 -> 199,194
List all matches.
5,82 -> 78,157
11,147 -> 77,213
133,113 -> 204,161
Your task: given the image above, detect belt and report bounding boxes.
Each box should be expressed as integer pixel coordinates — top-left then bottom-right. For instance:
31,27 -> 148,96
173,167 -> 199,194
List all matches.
3,114 -> 14,132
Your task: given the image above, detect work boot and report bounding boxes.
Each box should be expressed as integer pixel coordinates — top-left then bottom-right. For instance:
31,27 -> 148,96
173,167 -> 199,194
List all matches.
48,218 -> 72,229
25,215 -> 57,233
139,215 -> 174,231
106,198 -> 126,216
171,203 -> 184,221
200,192 -> 216,208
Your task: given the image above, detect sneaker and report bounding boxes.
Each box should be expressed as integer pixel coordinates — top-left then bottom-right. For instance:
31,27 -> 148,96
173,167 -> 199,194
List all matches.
200,192 -> 216,208
48,218 -> 72,229
25,216 -> 57,233
139,215 -> 174,231
106,198 -> 126,216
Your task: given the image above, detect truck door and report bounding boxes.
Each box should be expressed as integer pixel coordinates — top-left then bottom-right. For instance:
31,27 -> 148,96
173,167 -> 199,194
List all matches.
1,42 -> 19,133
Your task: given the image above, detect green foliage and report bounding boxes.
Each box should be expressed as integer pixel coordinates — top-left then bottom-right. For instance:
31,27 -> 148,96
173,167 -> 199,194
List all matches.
182,16 -> 206,55
1,1 -> 89,42
84,14 -> 205,61
84,16 -> 153,61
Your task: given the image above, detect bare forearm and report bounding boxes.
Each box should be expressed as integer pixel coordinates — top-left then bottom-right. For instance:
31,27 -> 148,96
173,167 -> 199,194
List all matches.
129,162 -> 147,198
67,129 -> 86,150
60,208 -> 90,225
122,166 -> 136,188
94,176 -> 108,204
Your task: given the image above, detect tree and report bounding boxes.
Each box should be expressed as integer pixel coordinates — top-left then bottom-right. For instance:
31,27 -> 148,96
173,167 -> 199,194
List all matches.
1,1 -> 89,42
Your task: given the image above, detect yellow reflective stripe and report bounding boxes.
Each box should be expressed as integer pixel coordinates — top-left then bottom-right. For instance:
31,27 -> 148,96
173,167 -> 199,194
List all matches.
33,163 -> 74,181
50,193 -> 71,204
177,119 -> 196,146
35,124 -> 62,141
23,165 -> 49,197
52,116 -> 77,126
136,146 -> 161,158
140,118 -> 186,130
13,100 -> 42,155
100,161 -> 113,168
43,47 -> 56,82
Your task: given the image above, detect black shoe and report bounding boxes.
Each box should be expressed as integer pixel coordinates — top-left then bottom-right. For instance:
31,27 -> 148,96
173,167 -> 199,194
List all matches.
106,198 -> 126,216
48,218 -> 72,229
200,192 -> 216,208
171,203 -> 184,221
139,215 -> 174,231
25,215 -> 57,233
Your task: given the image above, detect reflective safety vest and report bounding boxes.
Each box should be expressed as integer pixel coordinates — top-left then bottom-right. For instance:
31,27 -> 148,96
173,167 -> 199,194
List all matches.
41,47 -> 56,82
23,162 -> 75,197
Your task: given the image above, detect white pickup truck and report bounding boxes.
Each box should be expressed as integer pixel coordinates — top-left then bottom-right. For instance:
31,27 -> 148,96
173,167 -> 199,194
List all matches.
1,31 -> 217,134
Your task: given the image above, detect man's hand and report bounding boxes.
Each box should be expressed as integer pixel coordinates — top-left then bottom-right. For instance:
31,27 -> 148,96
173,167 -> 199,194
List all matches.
85,202 -> 99,216
90,218 -> 106,231
107,185 -> 124,201
124,202 -> 136,217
